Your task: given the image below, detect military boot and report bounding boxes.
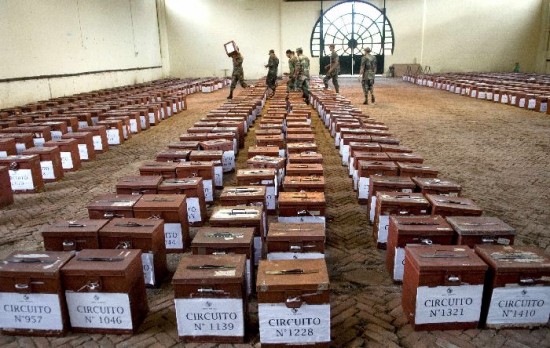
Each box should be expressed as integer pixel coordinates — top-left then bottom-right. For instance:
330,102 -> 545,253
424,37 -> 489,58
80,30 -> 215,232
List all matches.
363,97 -> 368,105
227,89 -> 234,99
371,94 -> 376,104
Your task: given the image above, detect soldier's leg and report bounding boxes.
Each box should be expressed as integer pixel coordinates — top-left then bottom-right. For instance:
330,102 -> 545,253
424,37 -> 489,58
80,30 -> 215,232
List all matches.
303,79 -> 310,104
323,74 -> 330,89
228,74 -> 238,99
369,79 -> 375,103
239,73 -> 248,88
333,74 -> 339,93
362,80 -> 369,104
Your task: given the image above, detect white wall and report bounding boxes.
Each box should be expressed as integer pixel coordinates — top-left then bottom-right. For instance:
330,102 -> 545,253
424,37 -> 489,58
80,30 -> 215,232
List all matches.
164,0 -> 544,78
0,0 -> 164,109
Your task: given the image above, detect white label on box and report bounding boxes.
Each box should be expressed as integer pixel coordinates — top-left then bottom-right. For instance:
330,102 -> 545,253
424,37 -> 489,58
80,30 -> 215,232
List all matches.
277,216 -> 326,229
393,247 -> 406,281
51,130 -> 62,140
353,170 -> 359,190
519,98 -> 525,108
175,298 -> 244,337
60,152 -> 74,169
129,119 -> 138,133
246,259 -> 252,295
214,166 -> 223,187
527,99 -> 536,109
478,92 -> 486,99
92,135 -> 103,151
172,103 -> 177,113
148,112 -> 156,124
122,126 -> 128,139
165,223 -> 183,250
0,292 -> 63,331
140,116 -> 147,129
78,144 -> 89,160
494,94 -> 500,102
222,150 -> 235,172
502,95 -> 509,103
258,303 -> 330,344
160,108 -> 165,119
78,121 -> 88,129
414,285 -> 483,324
203,179 -> 214,202
186,197 -> 202,223
65,292 -> 133,330
40,160 -> 55,180
486,92 -> 493,100
541,103 -> 548,112
511,96 -> 517,104
278,149 -> 285,158
471,91 -> 477,98
106,129 -> 121,145
254,236 -> 263,265
369,196 -> 377,222
341,145 -> 350,165
9,169 -> 34,190
377,215 -> 390,243
402,188 -> 413,193
267,252 -> 324,260
349,158 -> 355,176
33,138 -> 45,147
334,132 -> 340,147
266,185 -> 276,210
486,287 -> 550,326
15,143 -> 25,154
0,151 -> 7,158
142,252 -> 156,286
358,177 -> 370,199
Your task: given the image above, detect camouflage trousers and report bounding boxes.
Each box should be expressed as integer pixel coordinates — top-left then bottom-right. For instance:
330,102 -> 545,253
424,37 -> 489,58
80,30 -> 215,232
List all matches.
362,79 -> 375,97
266,72 -> 277,91
295,77 -> 310,99
231,70 -> 248,89
323,72 -> 339,93
286,77 -> 296,92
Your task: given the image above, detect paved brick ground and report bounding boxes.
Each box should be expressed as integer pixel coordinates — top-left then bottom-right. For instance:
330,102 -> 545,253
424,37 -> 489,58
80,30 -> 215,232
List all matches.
0,78 -> 549,347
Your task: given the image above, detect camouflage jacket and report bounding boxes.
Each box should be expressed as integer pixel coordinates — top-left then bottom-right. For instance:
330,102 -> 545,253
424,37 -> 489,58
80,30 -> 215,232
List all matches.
297,54 -> 310,78
232,52 -> 244,74
361,53 -> 377,80
267,55 -> 279,75
289,56 -> 298,76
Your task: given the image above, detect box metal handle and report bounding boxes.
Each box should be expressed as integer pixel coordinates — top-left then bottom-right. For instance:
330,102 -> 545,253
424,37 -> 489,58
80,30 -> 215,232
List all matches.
285,296 -> 303,309
103,212 -> 123,219
116,241 -> 132,249
68,221 -> 86,227
420,239 -> 433,245
481,237 -> 496,244
447,275 -> 461,283
15,283 -> 30,290
77,281 -> 101,292
62,240 -> 76,251
519,278 -> 535,285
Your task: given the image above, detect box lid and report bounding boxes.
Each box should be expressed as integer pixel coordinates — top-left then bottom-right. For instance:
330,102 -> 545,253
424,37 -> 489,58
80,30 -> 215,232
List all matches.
406,245 -> 488,272
61,249 -> 141,276
87,194 -> 142,210
116,175 -> 162,189
475,245 -> 550,274
158,177 -> 203,189
284,176 -> 325,186
177,161 -> 215,169
98,218 -> 164,238
412,177 -> 461,191
256,259 -> 329,292
139,161 -> 179,171
377,192 -> 429,207
210,206 -> 263,221
446,216 -> 515,236
426,194 -> 483,213
132,194 -> 186,211
396,162 -> 438,175
0,251 -> 74,278
371,176 -> 415,188
168,141 -> 200,150
247,155 -> 285,166
236,168 -> 276,179
358,160 -> 397,170
278,192 -> 326,205
267,223 -> 325,241
41,219 -> 109,236
221,186 -> 266,198
389,216 -> 454,236
387,153 -> 423,162
172,254 -> 246,284
191,227 -> 255,247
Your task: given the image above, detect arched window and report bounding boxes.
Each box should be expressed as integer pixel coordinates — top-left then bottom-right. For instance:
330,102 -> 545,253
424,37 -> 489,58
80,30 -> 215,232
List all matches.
310,1 -> 394,75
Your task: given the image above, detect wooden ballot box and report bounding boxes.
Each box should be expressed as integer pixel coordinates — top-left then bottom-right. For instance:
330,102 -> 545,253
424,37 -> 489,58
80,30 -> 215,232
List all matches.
368,176 -> 416,222
402,245 -> 488,331
155,149 -> 190,163
397,162 -> 439,178
41,219 -> 108,251
115,175 -> 161,195
0,166 -> 14,207
283,175 -> 325,192
98,218 -> 167,287
61,249 -> 148,334
447,216 -> 516,248
220,186 -> 267,210
61,132 -> 95,161
139,161 -> 179,179
0,251 -> 74,336
257,259 -> 330,347
172,254 -> 247,343
157,178 -> 207,226
475,245 -> 550,329
247,155 -> 286,186
425,194 -> 483,217
87,194 -> 142,219
44,139 -> 82,172
189,151 -> 224,187
357,161 -> 398,204
285,163 -> 324,177
236,168 -> 278,212
22,146 -> 64,182
0,155 -> 44,193
267,222 -> 325,260
278,191 -> 326,227
413,177 -> 461,196
176,161 -> 216,203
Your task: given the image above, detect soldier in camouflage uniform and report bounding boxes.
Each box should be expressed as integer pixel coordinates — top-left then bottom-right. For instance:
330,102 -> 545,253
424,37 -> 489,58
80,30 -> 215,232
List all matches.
228,49 -> 248,99
295,47 -> 310,103
285,49 -> 298,92
264,49 -> 279,97
359,47 -> 377,104
323,44 -> 340,93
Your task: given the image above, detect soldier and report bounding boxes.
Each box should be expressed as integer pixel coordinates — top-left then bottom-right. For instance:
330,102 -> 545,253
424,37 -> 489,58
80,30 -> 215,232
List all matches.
359,47 -> 377,104
285,49 -> 298,92
323,44 -> 340,93
228,48 -> 248,99
264,49 -> 279,98
295,47 -> 310,103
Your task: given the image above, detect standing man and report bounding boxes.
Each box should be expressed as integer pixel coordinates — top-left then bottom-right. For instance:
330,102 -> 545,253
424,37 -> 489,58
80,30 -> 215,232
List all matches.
323,44 -> 340,93
265,49 -> 279,98
228,48 -> 248,99
295,47 -> 310,103
285,49 -> 298,92
359,47 -> 377,104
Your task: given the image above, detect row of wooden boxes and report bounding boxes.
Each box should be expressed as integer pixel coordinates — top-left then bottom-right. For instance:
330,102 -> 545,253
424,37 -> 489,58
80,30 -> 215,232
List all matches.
0,78 -> 200,205
404,72 -> 550,113
309,84 -> 550,331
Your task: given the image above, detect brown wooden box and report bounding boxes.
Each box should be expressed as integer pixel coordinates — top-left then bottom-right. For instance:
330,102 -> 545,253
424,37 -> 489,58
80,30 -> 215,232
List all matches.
168,141 -> 200,151
267,222 -> 325,260
132,194 -> 189,252
209,206 -> 266,265
397,162 -> 438,178
286,133 -> 315,144
61,131 -> 95,161
283,175 -> 325,192
176,161 -> 215,202
0,165 -> 14,207
44,139 -> 82,172
0,251 -> 74,336
256,134 -> 285,149
139,161 -> 179,179
0,155 -> 45,193
155,149 -> 190,163
247,155 -> 286,186
61,249 -> 148,334
84,125 -> 109,154
199,139 -> 233,152
96,119 -> 125,146
248,146 -> 280,159
447,216 -> 516,248
256,259 -> 330,347
285,163 -> 323,177
286,142 -> 318,154
189,151 -> 223,187
367,176 -> 416,222
413,177 -> 461,196
22,146 -> 64,182
357,161 -> 398,204
475,245 -> 550,328
41,219 -> 108,251
172,254 -> 247,342
14,125 -> 53,147
157,178 -> 207,225
220,186 -> 267,210
387,152 -> 424,164
0,137 -> 17,157
116,175 -> 161,195
374,192 -> 431,249
350,151 -> 388,185
98,218 -> 167,287
426,194 -> 483,217
287,151 -> 323,164
87,194 -> 141,219
191,227 -> 254,295
235,168 -> 278,212
0,133 -> 34,154
277,191 -> 326,226
402,245 -> 488,331
387,216 -> 454,282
